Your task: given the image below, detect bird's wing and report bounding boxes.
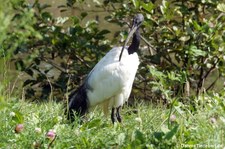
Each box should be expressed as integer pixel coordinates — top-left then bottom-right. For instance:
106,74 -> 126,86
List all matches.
86,47 -> 124,106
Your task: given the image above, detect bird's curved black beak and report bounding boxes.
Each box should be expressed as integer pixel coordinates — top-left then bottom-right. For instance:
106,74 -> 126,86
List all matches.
125,24 -> 139,44
119,25 -> 139,61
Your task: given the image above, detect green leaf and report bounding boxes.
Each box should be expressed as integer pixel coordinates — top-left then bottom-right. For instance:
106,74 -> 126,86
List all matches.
161,124 -> 170,134
141,2 -> 154,13
217,3 -> 225,12
179,36 -> 190,42
149,66 -> 166,79
188,45 -> 207,57
164,125 -> 179,140
160,0 -> 173,19
134,130 -> 145,143
12,110 -> 24,123
117,133 -> 126,146
41,12 -> 52,20
0,97 -> 9,111
23,79 -> 37,86
71,16 -> 80,25
97,29 -> 111,36
81,12 -> 88,20
131,0 -> 140,8
15,60 -> 25,71
192,21 -> 202,31
81,118 -> 101,129
148,54 -> 161,65
153,132 -> 164,141
25,69 -> 34,76
167,71 -> 181,81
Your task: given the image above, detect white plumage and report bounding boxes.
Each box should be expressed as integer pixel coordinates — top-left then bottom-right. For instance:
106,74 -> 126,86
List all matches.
87,46 -> 139,113
67,13 -> 144,123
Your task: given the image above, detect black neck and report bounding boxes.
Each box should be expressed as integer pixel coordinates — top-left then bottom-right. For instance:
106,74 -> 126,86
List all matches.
128,29 -> 140,54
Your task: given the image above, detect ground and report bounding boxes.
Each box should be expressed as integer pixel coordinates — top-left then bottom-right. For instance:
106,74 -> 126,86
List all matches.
0,98 -> 224,148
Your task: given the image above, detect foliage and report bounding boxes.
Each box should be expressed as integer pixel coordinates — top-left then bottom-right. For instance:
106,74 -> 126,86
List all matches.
8,0 -> 225,103
0,0 -> 41,110
103,0 -> 225,101
12,0 -> 111,100
0,96 -> 224,148
0,0 -> 41,59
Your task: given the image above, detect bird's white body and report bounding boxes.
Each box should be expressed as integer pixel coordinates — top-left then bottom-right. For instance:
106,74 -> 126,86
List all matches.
86,47 -> 139,113
68,13 -> 143,123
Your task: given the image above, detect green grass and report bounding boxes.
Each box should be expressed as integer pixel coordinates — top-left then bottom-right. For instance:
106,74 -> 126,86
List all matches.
0,98 -> 224,149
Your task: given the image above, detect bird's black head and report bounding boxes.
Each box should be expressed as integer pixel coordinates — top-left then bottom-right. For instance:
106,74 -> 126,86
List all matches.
132,13 -> 144,28
119,13 -> 144,61
123,13 -> 144,46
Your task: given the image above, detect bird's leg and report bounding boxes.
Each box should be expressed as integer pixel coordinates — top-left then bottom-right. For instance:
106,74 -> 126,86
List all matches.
111,108 -> 116,124
116,106 -> 122,123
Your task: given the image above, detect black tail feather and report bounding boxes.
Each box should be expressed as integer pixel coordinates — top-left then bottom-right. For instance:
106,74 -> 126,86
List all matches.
66,84 -> 89,122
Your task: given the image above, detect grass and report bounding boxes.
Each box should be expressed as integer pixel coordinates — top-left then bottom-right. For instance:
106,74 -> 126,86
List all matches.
0,97 -> 224,149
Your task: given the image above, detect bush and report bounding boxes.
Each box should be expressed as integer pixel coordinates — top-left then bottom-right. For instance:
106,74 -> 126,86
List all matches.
9,0 -> 225,104
13,1 -> 111,100
0,0 -> 40,99
103,0 -> 225,103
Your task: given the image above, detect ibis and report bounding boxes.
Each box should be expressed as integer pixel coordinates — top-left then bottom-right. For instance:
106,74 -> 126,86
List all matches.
67,13 -> 144,123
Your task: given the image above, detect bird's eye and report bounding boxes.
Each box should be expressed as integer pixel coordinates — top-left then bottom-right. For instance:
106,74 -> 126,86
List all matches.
134,20 -> 141,26
134,19 -> 138,25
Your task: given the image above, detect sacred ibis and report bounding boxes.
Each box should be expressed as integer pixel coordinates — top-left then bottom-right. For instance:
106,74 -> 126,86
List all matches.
67,13 -> 144,123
